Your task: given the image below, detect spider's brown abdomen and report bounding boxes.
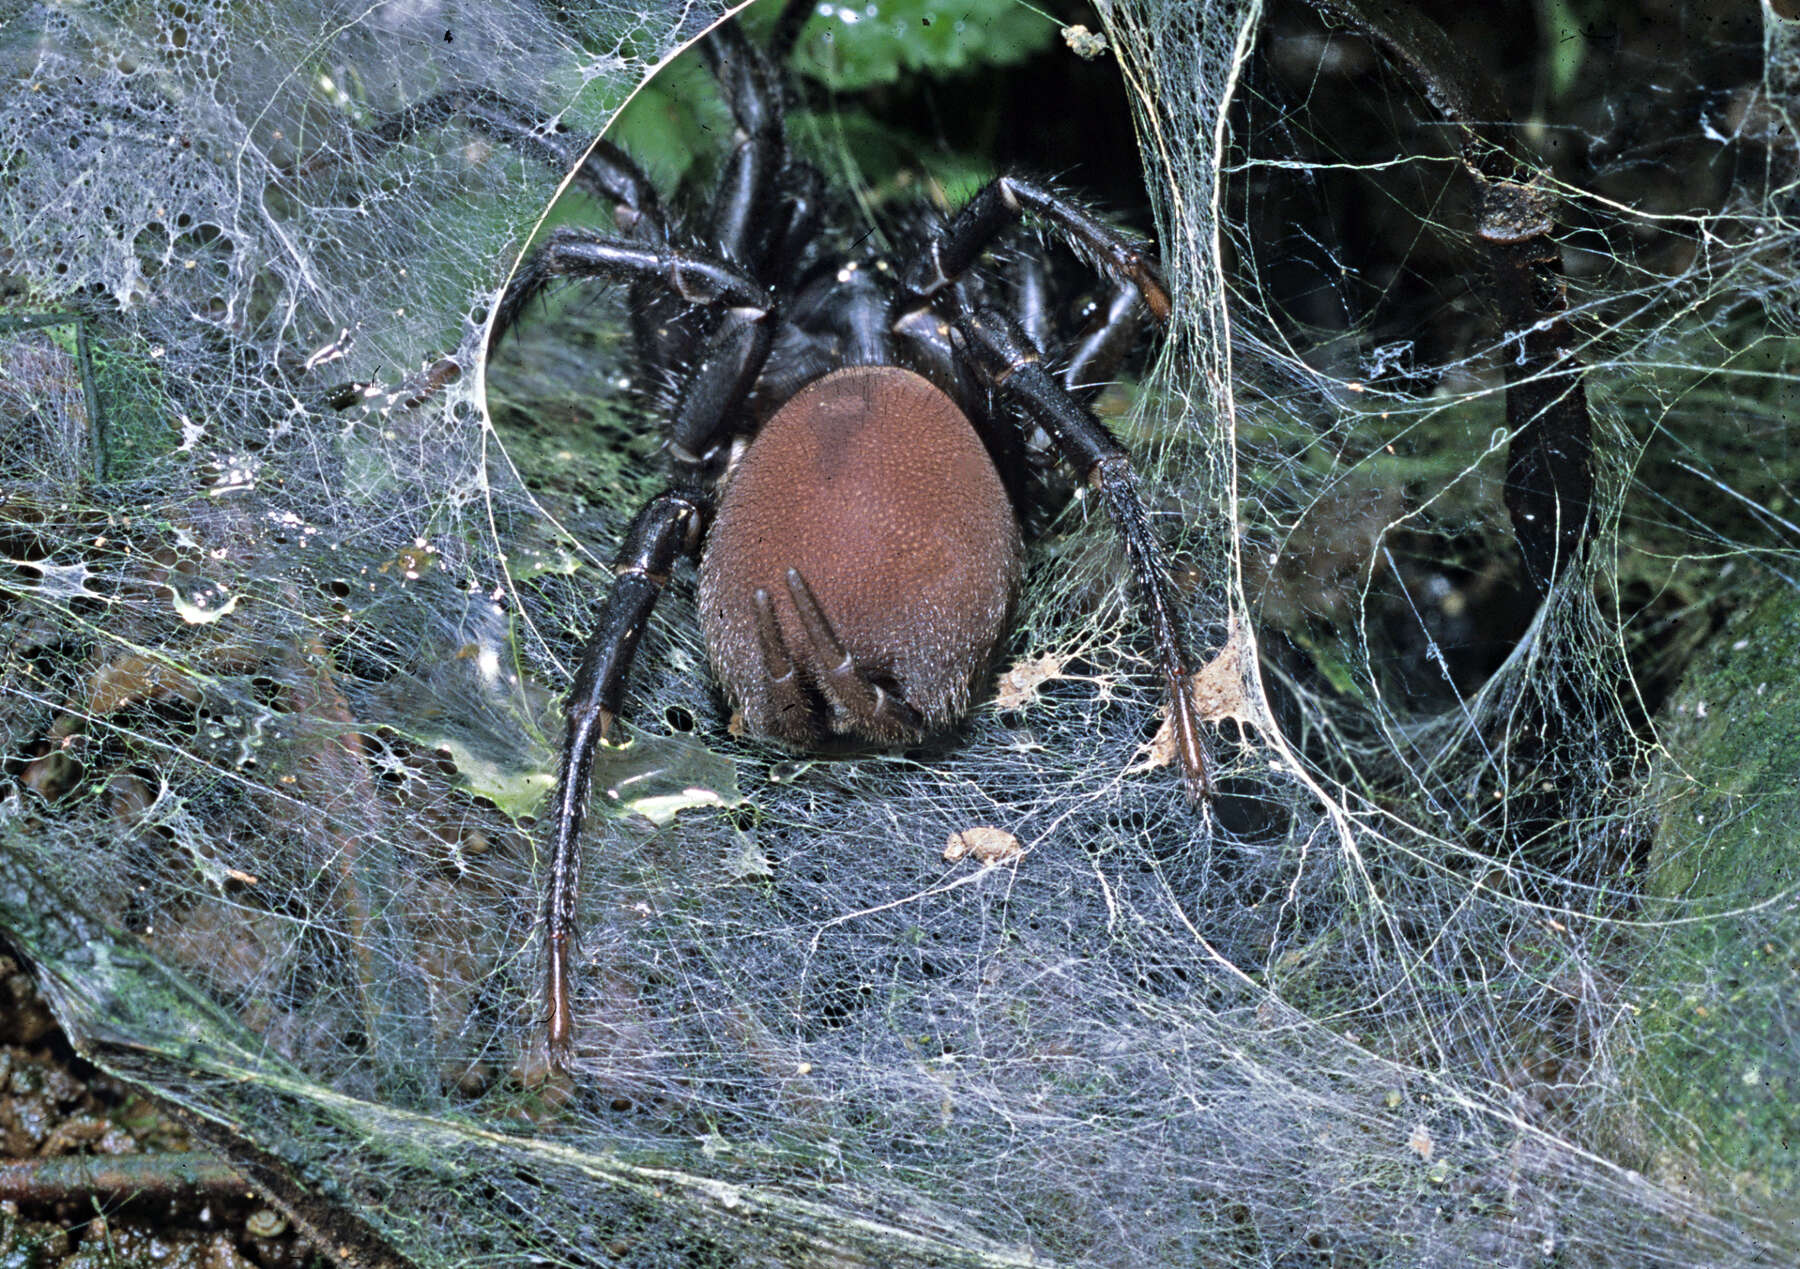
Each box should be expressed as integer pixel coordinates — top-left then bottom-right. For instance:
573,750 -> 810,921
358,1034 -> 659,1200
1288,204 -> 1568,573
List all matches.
698,365 -> 1022,748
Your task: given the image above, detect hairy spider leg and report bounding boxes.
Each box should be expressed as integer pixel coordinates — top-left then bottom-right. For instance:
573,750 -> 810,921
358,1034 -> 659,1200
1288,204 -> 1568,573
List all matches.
333,18 -> 804,378
496,242 -> 777,1070
737,2 -> 830,285
958,305 -> 1210,802
1001,251 -> 1140,395
347,85 -> 684,381
701,20 -> 787,271
540,310 -> 775,1068
1001,248 -> 1146,475
889,301 -> 962,397
444,101 -> 680,372
486,234 -> 763,436
544,487 -> 709,1068
452,97 -> 682,377
893,171 -> 1159,426
900,173 -> 1172,321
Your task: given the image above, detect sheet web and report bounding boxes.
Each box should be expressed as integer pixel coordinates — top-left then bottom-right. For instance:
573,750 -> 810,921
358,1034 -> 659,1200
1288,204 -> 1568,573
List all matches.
1,0 -> 1795,1265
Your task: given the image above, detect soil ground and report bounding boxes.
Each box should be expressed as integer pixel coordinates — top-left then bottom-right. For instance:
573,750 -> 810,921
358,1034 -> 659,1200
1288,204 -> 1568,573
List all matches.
0,947 -> 327,1269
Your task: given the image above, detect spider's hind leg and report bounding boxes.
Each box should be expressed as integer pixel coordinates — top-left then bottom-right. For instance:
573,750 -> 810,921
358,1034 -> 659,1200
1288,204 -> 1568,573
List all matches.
957,305 -> 1209,801
544,487 -> 709,1068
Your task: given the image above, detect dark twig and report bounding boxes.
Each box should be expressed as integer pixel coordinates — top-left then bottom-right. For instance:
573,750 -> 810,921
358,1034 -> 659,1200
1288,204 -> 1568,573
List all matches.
0,1152 -> 250,1206
159,1100 -> 422,1269
1313,0 -> 1594,592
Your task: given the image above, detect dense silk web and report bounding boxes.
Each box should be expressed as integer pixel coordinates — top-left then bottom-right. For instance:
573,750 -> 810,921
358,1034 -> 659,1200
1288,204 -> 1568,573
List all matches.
2,1 -> 1795,1265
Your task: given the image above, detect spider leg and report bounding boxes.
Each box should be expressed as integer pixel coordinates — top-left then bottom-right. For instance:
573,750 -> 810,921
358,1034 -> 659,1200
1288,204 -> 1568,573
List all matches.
900,174 -> 1171,319
785,568 -> 926,742
453,100 -> 669,240
1063,282 -> 1147,395
666,305 -> 777,472
1005,243 -> 1145,399
958,306 -> 1210,801
891,305 -> 962,397
540,276 -> 777,1072
1000,255 -> 1071,474
545,488 -> 710,1070
490,234 -> 775,449
546,134 -> 681,371
764,162 -> 826,283
408,93 -> 683,377
309,91 -> 681,401
766,0 -> 818,64
573,139 -> 669,239
701,21 -> 786,270
490,229 -> 768,352
1010,253 -> 1055,354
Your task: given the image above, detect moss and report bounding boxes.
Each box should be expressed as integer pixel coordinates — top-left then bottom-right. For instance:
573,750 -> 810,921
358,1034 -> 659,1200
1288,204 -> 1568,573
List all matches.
1634,575 -> 1800,1226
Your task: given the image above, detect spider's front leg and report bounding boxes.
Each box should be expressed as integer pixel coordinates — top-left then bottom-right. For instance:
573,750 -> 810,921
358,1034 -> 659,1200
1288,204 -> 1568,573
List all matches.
900,173 -> 1171,320
894,172 -> 1162,406
699,19 -> 784,268
957,306 -> 1210,802
342,89 -> 669,241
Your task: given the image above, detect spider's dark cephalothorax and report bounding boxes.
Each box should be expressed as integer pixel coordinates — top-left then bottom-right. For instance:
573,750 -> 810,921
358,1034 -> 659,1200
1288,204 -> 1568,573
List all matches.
469,8 -> 1207,1069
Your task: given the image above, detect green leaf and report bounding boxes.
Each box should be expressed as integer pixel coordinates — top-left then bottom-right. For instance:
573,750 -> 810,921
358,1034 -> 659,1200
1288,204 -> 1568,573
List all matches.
606,55 -> 728,187
748,0 -> 1061,91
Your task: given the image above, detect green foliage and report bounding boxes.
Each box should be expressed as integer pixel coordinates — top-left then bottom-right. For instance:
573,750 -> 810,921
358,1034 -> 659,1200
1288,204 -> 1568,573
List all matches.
605,53 -> 729,190
746,0 -> 1061,91
1535,0 -> 1586,99
605,1 -> 1062,197
1635,577 -> 1800,1224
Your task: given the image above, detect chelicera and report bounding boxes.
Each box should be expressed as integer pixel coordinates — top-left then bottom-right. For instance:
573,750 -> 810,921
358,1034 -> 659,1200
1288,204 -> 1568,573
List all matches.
477,7 -> 1208,1068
